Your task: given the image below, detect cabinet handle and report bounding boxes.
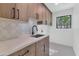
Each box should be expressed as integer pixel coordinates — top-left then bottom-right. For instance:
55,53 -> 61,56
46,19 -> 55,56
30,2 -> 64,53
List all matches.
44,45 -> 45,53
12,8 -> 15,18
17,9 -> 19,19
22,50 -> 29,56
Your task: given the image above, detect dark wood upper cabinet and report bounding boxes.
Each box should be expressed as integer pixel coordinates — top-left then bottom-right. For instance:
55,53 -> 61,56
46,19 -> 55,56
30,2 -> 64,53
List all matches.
0,3 -> 16,19
36,3 -> 52,25
0,3 -> 52,25
15,4 -> 29,22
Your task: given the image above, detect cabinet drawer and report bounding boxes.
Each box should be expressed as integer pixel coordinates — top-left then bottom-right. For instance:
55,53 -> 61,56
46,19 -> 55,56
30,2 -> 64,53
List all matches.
10,44 -> 35,56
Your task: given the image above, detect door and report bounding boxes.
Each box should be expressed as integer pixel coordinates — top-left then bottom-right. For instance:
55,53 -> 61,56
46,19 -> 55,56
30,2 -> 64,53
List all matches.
0,3 -> 16,19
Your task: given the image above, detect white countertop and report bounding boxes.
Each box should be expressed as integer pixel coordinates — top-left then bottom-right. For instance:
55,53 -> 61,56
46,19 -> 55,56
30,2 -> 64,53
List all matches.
0,34 -> 48,56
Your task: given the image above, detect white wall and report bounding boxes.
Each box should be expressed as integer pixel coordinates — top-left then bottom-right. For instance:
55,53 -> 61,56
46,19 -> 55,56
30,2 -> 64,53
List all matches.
50,8 -> 73,47
73,4 -> 79,56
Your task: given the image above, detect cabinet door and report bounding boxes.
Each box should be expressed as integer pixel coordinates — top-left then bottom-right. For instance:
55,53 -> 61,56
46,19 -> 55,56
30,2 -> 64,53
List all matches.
45,8 -> 49,25
44,37 -> 49,56
37,4 -> 43,21
47,10 -> 52,25
0,3 -> 16,19
27,3 -> 36,19
35,39 -> 45,56
36,37 -> 49,56
15,3 -> 28,22
32,3 -> 39,20
47,10 -> 50,25
41,4 -> 46,24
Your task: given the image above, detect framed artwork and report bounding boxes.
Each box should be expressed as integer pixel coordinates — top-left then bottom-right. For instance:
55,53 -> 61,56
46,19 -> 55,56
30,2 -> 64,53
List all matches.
56,15 -> 71,29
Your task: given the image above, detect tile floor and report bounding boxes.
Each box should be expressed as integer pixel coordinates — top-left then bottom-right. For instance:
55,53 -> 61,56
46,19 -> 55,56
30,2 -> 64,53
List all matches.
49,42 -> 75,56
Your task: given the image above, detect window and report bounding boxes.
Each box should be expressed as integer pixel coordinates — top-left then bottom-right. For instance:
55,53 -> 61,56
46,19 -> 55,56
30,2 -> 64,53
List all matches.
56,15 -> 71,29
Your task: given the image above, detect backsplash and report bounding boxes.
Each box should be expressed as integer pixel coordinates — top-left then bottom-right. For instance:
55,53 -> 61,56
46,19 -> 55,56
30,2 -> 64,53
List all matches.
0,17 -> 37,41
37,25 -> 50,35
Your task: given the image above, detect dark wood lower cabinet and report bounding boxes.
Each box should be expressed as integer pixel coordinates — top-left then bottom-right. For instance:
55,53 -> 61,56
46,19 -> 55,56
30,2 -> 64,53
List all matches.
9,36 -> 49,56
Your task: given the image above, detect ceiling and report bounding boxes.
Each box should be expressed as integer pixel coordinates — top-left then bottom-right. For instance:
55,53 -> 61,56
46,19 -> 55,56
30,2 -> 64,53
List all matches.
45,3 -> 76,12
